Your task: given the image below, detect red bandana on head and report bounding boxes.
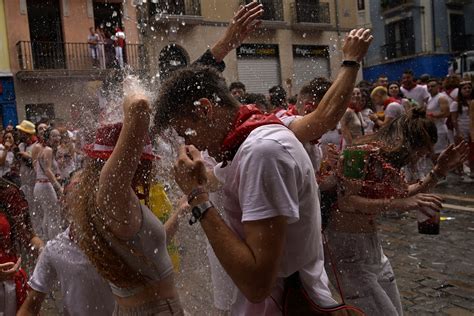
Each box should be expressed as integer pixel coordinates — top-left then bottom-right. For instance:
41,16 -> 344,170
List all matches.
383,97 -> 400,109
220,105 -> 284,164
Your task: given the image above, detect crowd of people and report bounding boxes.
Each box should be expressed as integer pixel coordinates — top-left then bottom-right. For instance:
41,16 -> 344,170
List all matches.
88,26 -> 127,69
1,2 -> 473,316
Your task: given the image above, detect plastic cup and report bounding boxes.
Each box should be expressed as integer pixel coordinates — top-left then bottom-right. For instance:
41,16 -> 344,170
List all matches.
417,207 -> 440,235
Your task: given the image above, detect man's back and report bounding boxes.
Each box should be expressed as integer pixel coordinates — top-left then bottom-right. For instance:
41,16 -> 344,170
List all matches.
217,124 -> 335,314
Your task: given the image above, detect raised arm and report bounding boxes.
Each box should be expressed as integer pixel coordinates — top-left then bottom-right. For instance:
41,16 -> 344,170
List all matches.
289,29 -> 373,143
97,81 -> 150,233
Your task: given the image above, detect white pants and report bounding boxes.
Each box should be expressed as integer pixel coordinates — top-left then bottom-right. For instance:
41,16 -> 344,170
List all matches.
115,46 -> 123,68
33,182 -> 63,240
20,184 -> 40,235
0,280 -> 16,316
326,230 -> 403,316
434,131 -> 451,154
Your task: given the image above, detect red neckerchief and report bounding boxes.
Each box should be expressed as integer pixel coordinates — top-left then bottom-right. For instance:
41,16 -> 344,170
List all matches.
383,97 -> 400,109
285,104 -> 299,116
348,102 -> 361,113
26,136 -> 38,146
221,105 -> 284,165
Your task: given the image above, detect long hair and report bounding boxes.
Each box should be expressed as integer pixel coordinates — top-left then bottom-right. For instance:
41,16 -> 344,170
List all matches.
354,106 -> 438,168
71,158 -> 153,288
457,81 -> 473,115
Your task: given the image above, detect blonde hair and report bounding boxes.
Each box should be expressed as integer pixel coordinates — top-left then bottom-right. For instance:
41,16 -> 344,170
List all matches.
71,159 -> 150,288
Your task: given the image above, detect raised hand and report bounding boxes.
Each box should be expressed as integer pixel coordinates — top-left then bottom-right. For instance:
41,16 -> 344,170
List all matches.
0,258 -> 21,281
435,141 -> 469,176
342,28 -> 373,62
174,145 -> 208,195
211,2 -> 263,62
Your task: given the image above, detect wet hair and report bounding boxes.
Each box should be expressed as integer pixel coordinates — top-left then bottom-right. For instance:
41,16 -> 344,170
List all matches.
420,74 -> 431,84
71,158 -> 154,288
355,106 -> 437,168
378,74 -> 388,79
244,93 -> 271,112
268,85 -> 287,109
154,65 -> 239,131
403,69 -> 414,77
299,77 -> 332,103
288,94 -> 298,105
457,81 -> 473,115
229,81 -> 246,92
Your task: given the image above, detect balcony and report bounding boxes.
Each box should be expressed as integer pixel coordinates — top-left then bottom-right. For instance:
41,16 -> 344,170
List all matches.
150,0 -> 203,25
380,0 -> 416,15
449,34 -> 474,52
291,2 -> 331,31
241,0 -> 284,20
381,39 -> 416,60
16,41 -> 144,80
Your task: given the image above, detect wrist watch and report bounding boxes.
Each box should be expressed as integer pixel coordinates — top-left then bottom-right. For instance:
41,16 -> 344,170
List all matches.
189,200 -> 214,225
341,60 -> 361,69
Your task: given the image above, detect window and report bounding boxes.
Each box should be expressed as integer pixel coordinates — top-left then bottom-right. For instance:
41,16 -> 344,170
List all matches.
357,0 -> 365,11
384,17 -> 415,59
25,103 -> 55,123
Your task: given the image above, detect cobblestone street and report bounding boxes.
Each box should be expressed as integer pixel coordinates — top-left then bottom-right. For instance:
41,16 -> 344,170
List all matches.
40,175 -> 474,315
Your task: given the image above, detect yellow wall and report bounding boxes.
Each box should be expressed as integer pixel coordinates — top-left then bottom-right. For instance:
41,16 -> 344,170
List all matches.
0,0 -> 11,75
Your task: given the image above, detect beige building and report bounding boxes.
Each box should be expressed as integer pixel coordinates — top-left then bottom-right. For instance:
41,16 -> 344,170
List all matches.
144,0 -> 359,96
4,0 -> 141,124
5,0 -> 359,123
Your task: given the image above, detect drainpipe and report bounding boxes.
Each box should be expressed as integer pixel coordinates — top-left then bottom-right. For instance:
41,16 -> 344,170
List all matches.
335,0 -> 341,38
431,0 -> 436,52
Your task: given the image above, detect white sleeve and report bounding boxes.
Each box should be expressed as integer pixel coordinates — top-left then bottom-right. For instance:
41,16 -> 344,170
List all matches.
238,138 -> 300,223
28,245 -> 57,294
450,101 -> 458,113
384,103 -> 402,118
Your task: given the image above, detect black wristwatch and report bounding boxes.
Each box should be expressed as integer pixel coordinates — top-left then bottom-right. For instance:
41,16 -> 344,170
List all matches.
341,60 -> 361,69
189,201 -> 214,225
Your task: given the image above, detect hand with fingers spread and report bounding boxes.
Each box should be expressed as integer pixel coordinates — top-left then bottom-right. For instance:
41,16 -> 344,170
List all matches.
394,193 -> 444,212
174,145 -> 208,195
342,28 -> 374,62
0,257 -> 21,281
434,141 -> 469,177
211,2 -> 263,62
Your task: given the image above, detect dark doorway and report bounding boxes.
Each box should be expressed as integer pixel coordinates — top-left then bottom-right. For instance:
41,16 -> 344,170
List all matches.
450,14 -> 466,52
93,1 -> 123,35
159,45 -> 188,80
27,0 -> 65,69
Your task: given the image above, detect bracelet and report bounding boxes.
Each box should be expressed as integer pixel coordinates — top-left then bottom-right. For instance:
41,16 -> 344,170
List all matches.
341,60 -> 361,69
187,187 -> 208,204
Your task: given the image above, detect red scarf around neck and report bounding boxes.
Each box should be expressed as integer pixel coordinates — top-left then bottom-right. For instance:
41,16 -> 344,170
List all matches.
383,97 -> 400,109
348,102 -> 362,113
220,105 -> 284,164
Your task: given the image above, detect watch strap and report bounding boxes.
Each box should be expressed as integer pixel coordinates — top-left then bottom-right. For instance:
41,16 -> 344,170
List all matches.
189,200 -> 214,225
341,60 -> 361,69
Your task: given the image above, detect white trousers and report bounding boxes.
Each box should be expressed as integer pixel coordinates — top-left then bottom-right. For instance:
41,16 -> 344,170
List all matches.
33,182 -> 63,240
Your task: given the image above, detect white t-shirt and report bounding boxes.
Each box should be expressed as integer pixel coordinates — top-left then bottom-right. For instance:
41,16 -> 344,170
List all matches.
384,102 -> 405,119
29,228 -> 115,316
218,124 -> 336,315
450,101 -> 471,138
400,84 -> 430,106
279,115 -> 323,172
427,93 -> 448,133
0,144 -> 14,177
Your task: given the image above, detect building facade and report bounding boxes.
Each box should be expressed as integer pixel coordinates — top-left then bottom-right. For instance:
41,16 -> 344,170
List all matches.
3,0 -> 141,125
359,0 -> 474,82
140,0 -> 359,96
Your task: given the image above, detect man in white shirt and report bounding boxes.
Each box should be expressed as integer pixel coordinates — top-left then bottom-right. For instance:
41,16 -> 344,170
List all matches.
155,28 -> 373,315
400,69 -> 430,106
369,86 -> 405,128
426,78 -> 451,159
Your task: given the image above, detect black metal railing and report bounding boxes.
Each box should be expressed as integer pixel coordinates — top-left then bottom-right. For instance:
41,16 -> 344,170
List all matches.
449,34 -> 474,52
292,2 -> 330,24
150,0 -> 201,16
241,0 -> 284,21
381,39 -> 416,60
16,41 -> 144,71
380,0 -> 415,12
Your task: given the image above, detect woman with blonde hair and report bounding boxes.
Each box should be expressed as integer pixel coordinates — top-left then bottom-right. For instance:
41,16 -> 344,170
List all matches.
328,106 -> 468,315
71,89 -> 183,314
